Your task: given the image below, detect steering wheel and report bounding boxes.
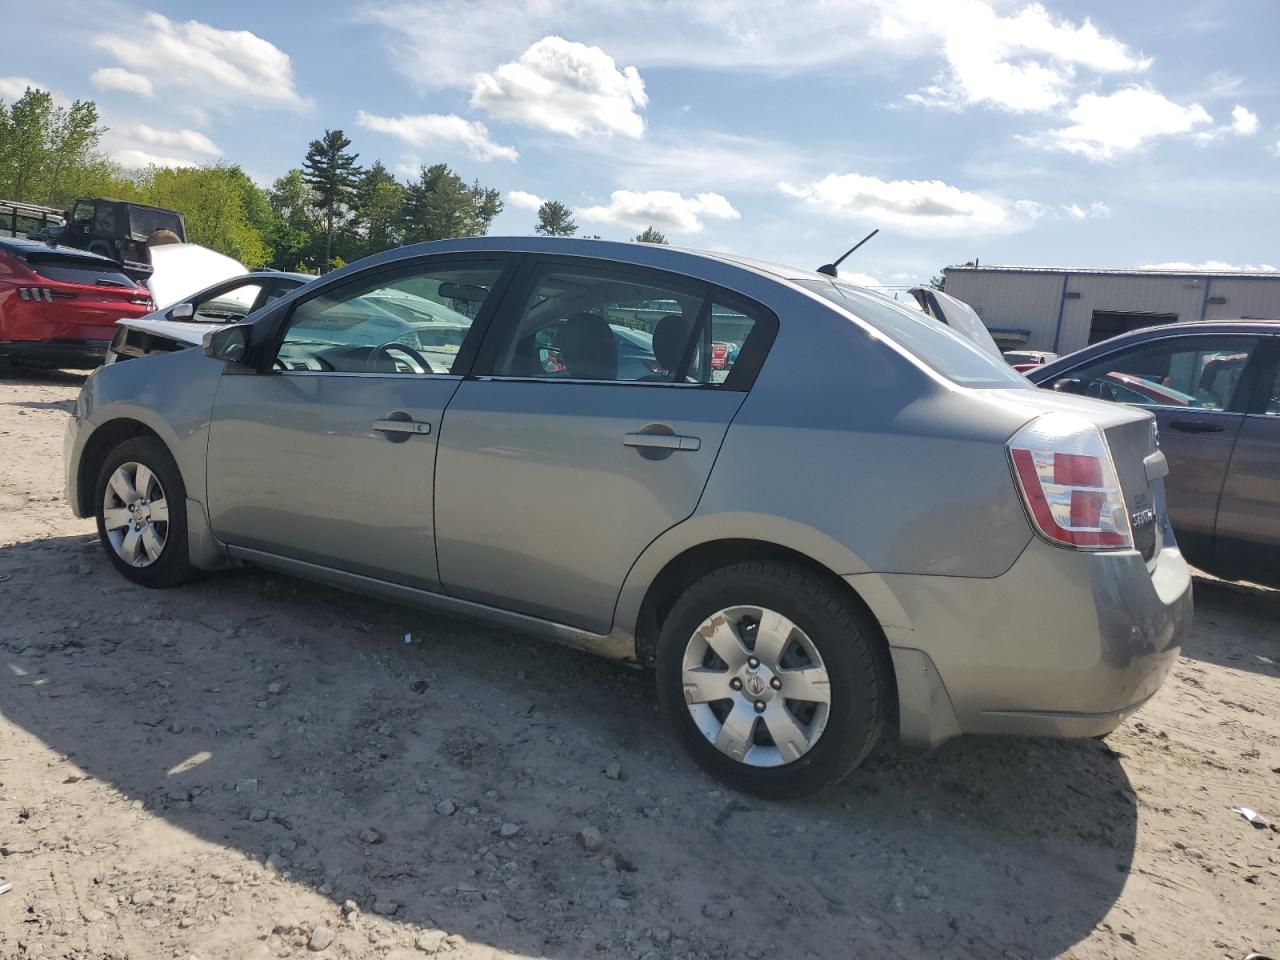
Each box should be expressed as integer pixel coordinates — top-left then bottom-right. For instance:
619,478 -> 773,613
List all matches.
369,341 -> 434,374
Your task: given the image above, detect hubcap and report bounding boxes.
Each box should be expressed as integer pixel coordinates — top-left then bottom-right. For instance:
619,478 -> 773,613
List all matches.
681,606 -> 831,768
102,462 -> 169,568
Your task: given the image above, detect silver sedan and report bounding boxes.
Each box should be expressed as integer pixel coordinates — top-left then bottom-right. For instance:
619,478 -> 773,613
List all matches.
65,237 -> 1192,798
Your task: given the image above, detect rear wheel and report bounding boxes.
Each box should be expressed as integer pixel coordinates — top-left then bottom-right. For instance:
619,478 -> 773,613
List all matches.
94,436 -> 198,587
655,561 -> 888,799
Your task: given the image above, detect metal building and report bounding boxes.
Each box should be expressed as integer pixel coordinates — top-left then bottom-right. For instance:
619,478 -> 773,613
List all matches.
942,265 -> 1280,356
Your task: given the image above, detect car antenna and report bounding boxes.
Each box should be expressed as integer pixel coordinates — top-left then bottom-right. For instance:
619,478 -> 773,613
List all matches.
817,228 -> 879,277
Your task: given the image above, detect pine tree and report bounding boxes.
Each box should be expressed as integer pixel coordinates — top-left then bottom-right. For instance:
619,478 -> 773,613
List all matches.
633,226 -> 668,244
534,200 -> 577,237
301,129 -> 361,272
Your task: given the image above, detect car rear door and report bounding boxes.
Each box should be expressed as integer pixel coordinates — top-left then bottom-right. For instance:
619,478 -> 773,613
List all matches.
1212,336 -> 1280,583
433,256 -> 775,634
204,255 -> 516,589
1039,333 -> 1264,567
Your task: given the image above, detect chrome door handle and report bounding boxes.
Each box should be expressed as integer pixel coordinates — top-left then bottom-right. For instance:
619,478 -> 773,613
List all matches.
373,418 -> 431,435
623,432 -> 700,451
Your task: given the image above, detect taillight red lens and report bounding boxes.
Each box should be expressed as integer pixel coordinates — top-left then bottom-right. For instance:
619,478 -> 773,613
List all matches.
1008,413 -> 1133,551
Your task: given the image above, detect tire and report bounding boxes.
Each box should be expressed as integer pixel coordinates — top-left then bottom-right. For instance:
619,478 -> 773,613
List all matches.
94,436 -> 198,588
655,561 -> 888,799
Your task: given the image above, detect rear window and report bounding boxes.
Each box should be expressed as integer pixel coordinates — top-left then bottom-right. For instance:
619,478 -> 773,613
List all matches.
797,279 -> 1026,388
21,253 -> 136,288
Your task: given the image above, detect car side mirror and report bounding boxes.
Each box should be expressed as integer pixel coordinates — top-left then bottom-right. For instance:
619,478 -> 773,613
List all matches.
1052,377 -> 1086,395
202,324 -> 251,365
169,302 -> 194,320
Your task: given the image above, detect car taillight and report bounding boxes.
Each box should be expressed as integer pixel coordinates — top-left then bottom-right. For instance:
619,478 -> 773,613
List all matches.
1007,413 -> 1133,551
17,286 -> 54,302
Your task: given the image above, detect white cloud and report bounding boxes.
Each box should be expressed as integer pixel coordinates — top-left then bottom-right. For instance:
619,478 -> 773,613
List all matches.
1141,261 -> 1278,273
1032,85 -> 1212,160
472,36 -> 647,138
1063,200 -> 1110,220
125,124 -> 220,156
506,190 -> 546,211
365,1 -> 1145,118
889,0 -> 1149,113
90,67 -> 154,98
779,172 -> 1036,236
0,76 -> 69,107
577,190 -> 740,233
355,110 -> 518,162
95,12 -> 309,112
114,149 -> 200,170
1231,105 -> 1259,136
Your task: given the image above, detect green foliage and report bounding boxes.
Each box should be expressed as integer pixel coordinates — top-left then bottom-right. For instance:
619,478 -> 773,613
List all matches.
266,169 -> 323,271
0,87 -> 113,205
402,163 -> 503,243
633,226 -> 668,245
535,199 -> 577,237
138,164 -> 272,267
357,161 -> 405,259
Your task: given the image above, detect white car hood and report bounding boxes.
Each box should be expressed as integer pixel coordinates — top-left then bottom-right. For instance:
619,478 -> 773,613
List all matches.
115,315 -> 220,345
147,244 -> 246,310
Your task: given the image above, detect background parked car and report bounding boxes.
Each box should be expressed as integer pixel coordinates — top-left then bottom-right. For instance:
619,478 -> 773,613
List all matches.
0,236 -> 152,370
65,237 -> 1190,798
57,198 -> 185,281
1028,320 -> 1280,586
1003,349 -> 1058,372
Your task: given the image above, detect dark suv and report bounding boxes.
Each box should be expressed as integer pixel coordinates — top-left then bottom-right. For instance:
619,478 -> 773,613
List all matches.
60,199 -> 185,280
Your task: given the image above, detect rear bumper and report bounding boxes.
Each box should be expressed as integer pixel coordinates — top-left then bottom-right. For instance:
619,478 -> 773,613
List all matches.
1,338 -> 108,368
852,525 -> 1192,747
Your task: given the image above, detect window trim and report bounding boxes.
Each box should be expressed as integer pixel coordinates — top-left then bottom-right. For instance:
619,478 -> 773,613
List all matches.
1051,332 -> 1268,414
468,253 -> 778,391
1240,335 -> 1280,417
249,253 -> 522,377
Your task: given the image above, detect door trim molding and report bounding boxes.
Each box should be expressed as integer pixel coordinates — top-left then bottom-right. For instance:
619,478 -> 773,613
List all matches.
227,545 -> 637,662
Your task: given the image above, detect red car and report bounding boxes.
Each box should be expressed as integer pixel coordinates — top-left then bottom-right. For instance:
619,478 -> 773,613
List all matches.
0,237 -> 152,370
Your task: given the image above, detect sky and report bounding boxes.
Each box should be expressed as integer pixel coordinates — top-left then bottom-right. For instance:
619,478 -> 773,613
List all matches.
4,0 -> 1278,290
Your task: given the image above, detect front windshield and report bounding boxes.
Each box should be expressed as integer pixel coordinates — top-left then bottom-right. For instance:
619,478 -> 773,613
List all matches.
797,279 -> 1027,388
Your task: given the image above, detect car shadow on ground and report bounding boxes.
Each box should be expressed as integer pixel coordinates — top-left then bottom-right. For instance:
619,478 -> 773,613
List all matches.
1183,577 -> 1280,679
0,534 -> 1138,959
0,366 -> 88,387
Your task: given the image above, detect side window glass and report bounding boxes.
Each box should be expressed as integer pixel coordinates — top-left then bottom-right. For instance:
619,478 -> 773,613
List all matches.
1066,336 -> 1258,411
1262,363 -> 1280,416
192,282 -> 263,323
697,302 -> 757,385
72,203 -> 94,223
276,261 -> 503,375
493,265 -> 707,382
261,280 -> 302,306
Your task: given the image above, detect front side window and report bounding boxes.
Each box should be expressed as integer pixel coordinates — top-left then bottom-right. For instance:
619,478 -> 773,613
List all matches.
191,282 -> 264,323
274,260 -> 503,375
72,202 -> 95,223
1063,335 -> 1259,411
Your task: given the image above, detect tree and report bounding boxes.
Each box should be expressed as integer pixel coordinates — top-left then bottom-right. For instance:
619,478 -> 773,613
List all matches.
534,200 -> 576,237
401,163 -> 502,243
266,169 -> 322,271
927,274 -> 946,291
633,226 -> 667,245
301,129 -> 362,272
356,161 -> 405,258
140,164 -> 271,267
0,87 -> 112,205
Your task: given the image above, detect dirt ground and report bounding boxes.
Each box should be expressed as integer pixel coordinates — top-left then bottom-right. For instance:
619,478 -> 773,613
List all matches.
0,370 -> 1277,960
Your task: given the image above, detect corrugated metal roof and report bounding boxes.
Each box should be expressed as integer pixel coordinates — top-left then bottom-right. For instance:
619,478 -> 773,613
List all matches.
944,264 -> 1280,281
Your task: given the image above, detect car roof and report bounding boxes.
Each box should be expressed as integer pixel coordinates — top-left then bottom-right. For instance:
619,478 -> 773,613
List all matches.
1029,319 -> 1280,382
0,237 -> 119,263
248,270 -> 313,282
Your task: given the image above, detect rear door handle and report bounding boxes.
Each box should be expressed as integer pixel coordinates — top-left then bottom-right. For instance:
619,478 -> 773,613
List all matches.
1168,420 -> 1224,434
623,432 -> 700,451
373,418 -> 431,435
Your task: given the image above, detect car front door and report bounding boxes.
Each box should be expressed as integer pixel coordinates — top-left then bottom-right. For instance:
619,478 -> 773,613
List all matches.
1046,333 -> 1265,567
205,256 -> 515,589
1213,336 -> 1280,584
433,257 -> 776,634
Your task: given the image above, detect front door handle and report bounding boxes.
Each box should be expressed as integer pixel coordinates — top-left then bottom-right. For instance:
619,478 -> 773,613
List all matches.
373,418 -> 431,435
1168,420 -> 1224,434
623,432 -> 700,451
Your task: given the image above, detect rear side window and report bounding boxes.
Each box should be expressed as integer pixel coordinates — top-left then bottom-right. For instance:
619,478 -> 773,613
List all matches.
797,279 -> 1025,388
487,260 -> 775,388
20,253 -> 136,288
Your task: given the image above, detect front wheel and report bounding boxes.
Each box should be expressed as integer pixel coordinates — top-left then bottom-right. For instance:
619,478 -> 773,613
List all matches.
655,562 -> 888,799
94,436 -> 198,588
